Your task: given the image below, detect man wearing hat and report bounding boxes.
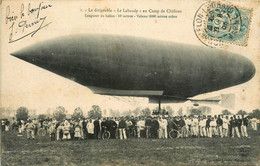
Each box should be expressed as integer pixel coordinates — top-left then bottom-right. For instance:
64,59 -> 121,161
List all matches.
206,116 -> 211,137
199,115 -> 207,137
230,116 -> 240,138
210,116 -> 218,137
179,116 -> 186,138
118,117 -> 127,139
241,115 -> 249,137
222,116 -> 229,137
151,117 -> 159,139
216,115 -> 223,138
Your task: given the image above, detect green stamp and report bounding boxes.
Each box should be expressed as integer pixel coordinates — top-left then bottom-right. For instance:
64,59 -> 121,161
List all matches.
203,1 -> 252,46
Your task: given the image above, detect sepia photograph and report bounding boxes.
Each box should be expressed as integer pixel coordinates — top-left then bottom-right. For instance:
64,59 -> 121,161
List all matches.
1,0 -> 260,165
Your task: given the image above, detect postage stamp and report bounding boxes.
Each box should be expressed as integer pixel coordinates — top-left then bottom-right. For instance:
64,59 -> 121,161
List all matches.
194,1 -> 253,47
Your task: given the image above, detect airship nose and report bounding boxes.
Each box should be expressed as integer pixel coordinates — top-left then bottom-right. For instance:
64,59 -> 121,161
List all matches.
240,57 -> 256,82
11,51 -> 31,61
10,41 -> 59,66
11,50 -> 39,65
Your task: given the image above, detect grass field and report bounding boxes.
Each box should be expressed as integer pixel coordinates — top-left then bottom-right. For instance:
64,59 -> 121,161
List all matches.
1,129 -> 260,166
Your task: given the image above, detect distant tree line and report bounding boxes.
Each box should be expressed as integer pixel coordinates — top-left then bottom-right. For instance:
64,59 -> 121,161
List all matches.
14,106 -> 260,122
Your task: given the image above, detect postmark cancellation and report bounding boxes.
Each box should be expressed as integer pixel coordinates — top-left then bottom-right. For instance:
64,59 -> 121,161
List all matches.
194,1 -> 253,47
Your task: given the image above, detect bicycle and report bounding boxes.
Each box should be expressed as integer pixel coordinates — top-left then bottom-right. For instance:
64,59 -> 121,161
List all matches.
169,127 -> 182,139
128,126 -> 137,138
37,127 -> 47,137
102,126 -> 110,140
37,125 -> 49,137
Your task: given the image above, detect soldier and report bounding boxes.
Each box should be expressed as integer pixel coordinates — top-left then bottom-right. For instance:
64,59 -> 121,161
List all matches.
167,117 -> 174,138
94,118 -> 100,139
17,120 -> 23,136
186,116 -> 191,135
193,117 -> 199,137
32,118 -> 38,136
230,116 -> 240,138
206,116 -> 211,137
1,119 -> 6,132
43,119 -> 49,130
118,117 -> 127,139
199,116 -> 207,137
130,117 -> 137,138
56,122 -> 64,140
79,118 -> 85,139
241,115 -> 249,138
250,117 -> 258,131
210,117 -> 217,137
151,117 -> 159,139
136,117 -> 145,138
69,120 -> 75,140
237,116 -> 242,134
12,117 -> 18,133
87,119 -> 94,139
21,120 -> 25,132
216,115 -> 223,138
115,117 -> 120,139
5,120 -> 10,131
107,118 -> 117,139
184,116 -> 191,138
179,116 -> 186,138
100,118 -> 107,139
190,117 -> 196,137
125,118 -> 133,138
158,117 -> 167,139
49,122 -> 56,141
222,116 -> 229,138
25,119 -> 35,139
145,116 -> 152,138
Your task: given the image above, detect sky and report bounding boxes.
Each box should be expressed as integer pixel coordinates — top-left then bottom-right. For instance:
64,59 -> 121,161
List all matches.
1,0 -> 259,115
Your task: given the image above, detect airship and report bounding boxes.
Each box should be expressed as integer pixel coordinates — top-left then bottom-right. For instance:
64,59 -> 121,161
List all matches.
11,34 -> 255,109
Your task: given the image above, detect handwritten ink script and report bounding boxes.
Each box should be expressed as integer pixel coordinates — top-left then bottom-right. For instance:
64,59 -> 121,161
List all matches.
6,2 -> 52,43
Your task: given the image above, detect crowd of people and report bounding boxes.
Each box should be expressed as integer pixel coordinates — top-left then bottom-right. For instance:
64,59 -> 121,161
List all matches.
4,114 -> 258,141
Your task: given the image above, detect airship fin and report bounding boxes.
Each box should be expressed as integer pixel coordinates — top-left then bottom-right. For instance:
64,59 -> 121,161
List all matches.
189,94 -> 235,109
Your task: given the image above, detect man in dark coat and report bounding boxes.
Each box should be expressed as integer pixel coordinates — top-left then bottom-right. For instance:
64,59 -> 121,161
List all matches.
145,117 -> 152,138
206,116 -> 211,137
216,115 -> 223,137
82,118 -> 86,139
94,118 -> 100,139
231,116 -> 240,138
167,118 -> 174,138
236,116 -> 242,134
173,117 -> 179,130
130,117 -> 137,138
101,118 -> 107,138
107,118 -> 117,139
151,117 -> 159,139
118,117 -> 127,139
241,115 -> 249,137
179,116 -> 186,138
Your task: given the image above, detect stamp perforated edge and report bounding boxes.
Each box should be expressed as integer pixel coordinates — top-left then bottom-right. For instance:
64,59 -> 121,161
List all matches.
200,1 -> 253,47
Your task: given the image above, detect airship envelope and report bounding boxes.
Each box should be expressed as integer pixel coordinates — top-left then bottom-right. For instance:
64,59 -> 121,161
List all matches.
11,34 -> 256,101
